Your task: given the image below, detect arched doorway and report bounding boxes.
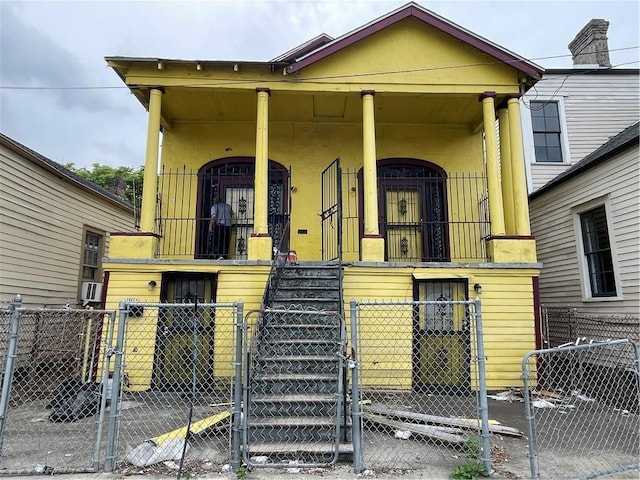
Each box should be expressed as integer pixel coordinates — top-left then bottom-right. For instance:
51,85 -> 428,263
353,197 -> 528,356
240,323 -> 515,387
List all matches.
195,157 -> 289,259
374,158 -> 449,262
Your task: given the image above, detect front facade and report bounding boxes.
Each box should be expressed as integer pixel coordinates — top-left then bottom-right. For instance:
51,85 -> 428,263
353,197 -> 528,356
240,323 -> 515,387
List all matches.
0,133 -> 136,309
103,3 -> 542,393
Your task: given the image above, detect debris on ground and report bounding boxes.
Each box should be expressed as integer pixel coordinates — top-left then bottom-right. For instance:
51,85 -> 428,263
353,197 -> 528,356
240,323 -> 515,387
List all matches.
364,404 -> 524,439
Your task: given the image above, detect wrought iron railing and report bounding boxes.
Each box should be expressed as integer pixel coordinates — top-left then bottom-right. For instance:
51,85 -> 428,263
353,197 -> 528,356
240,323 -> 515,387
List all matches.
155,166 -> 290,259
154,167 -> 490,262
341,170 -> 491,262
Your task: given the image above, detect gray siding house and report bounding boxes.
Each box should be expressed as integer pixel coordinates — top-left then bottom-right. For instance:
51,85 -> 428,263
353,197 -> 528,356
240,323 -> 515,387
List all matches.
529,122 -> 639,316
0,133 -> 136,309
521,19 -> 639,193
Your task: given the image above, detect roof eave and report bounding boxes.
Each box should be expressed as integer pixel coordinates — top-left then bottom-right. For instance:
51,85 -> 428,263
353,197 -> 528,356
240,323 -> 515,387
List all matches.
0,133 -> 135,213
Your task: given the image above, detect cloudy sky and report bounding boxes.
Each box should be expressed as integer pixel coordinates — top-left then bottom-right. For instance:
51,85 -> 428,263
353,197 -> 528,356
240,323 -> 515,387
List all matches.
1,0 -> 638,169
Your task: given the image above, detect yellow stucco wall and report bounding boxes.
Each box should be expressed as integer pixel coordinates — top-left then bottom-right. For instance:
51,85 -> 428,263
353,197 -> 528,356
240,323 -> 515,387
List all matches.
120,17 -> 520,95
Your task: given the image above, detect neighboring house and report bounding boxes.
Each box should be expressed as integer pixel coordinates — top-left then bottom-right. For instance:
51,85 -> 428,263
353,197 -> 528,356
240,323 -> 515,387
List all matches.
521,19 -> 640,192
0,133 -> 136,309
103,2 -> 544,393
529,122 -> 639,315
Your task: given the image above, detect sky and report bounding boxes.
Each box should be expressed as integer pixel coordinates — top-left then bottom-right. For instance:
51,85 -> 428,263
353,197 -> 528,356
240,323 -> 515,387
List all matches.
1,0 -> 638,169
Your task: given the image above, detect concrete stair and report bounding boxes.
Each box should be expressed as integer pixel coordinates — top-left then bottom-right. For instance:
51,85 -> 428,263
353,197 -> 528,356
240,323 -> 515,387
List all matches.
245,263 -> 349,466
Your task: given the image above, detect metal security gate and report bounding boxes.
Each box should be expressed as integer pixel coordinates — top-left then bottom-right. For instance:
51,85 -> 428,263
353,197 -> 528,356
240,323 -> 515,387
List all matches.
242,307 -> 348,468
321,158 -> 342,262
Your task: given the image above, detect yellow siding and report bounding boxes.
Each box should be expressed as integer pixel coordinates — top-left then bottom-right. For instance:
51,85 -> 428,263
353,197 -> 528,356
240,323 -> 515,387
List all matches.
103,264 -> 270,390
344,266 -> 538,391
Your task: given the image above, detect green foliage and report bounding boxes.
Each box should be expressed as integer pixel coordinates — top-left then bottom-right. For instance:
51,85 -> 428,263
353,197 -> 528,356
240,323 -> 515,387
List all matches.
234,466 -> 248,480
450,459 -> 489,479
64,162 -> 144,206
461,435 -> 482,459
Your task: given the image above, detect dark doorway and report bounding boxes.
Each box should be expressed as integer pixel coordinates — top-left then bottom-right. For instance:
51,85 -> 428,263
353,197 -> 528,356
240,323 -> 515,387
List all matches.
152,272 -> 216,391
195,158 -> 290,259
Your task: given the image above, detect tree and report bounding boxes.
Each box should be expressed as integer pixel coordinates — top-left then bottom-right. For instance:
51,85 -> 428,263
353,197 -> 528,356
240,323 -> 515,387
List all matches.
64,163 -> 144,207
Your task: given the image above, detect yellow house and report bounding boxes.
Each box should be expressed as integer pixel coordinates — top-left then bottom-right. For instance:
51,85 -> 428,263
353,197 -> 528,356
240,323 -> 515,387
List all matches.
104,3 -> 543,393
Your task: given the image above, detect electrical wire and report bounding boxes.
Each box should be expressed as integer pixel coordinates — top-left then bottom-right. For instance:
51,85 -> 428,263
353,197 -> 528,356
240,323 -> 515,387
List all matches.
0,47 -> 637,92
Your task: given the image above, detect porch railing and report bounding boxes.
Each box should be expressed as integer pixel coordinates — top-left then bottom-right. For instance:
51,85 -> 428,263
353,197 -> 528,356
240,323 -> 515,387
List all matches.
155,166 -> 289,259
341,170 -> 490,262
154,167 -> 490,262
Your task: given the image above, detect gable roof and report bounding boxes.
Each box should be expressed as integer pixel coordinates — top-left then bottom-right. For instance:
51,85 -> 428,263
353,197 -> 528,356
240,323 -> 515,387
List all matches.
284,2 -> 543,78
0,132 -> 134,212
529,122 -> 640,200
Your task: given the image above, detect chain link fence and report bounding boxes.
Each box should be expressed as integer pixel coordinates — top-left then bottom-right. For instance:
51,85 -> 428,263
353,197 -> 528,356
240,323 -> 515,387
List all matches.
0,297 -> 114,474
541,307 -> 639,348
350,299 -> 492,474
522,339 -> 640,479
110,301 -> 242,475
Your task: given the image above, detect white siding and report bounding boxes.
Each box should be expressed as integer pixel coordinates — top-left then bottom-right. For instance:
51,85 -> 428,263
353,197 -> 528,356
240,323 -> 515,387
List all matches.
0,145 -> 136,309
530,146 -> 640,314
523,71 -> 639,191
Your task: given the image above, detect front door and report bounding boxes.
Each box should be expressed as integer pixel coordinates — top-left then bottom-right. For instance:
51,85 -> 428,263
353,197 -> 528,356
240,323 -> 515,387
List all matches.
196,158 -> 290,259
413,280 -> 470,394
153,273 -> 216,391
382,184 -> 425,262
373,161 -> 450,262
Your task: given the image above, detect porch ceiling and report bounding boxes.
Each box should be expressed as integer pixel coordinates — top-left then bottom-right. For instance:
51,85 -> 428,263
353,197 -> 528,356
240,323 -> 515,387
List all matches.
160,88 -> 487,127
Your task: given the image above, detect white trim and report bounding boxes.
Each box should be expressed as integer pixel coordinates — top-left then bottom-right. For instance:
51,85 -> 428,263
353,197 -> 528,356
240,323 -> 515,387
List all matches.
521,96 -> 572,167
571,196 -> 623,302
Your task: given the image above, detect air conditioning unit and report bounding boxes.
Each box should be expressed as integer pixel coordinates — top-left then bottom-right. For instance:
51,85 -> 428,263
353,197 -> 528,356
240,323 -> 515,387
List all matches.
81,282 -> 103,303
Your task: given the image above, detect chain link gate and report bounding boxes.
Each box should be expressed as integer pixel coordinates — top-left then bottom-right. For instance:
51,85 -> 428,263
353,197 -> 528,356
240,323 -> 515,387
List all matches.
522,339 -> 640,479
104,300 -> 243,475
0,295 -> 115,475
242,307 -> 348,468
350,298 -> 491,474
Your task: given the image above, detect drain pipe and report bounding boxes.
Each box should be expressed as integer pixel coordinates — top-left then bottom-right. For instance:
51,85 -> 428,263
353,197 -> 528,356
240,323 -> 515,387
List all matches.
349,299 -> 363,474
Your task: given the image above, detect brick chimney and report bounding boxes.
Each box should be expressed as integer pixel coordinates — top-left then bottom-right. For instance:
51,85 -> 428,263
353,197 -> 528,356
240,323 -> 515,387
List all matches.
568,19 -> 611,67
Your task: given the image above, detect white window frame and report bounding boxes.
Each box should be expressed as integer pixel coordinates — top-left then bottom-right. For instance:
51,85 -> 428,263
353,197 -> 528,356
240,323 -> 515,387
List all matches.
571,196 -> 622,302
521,96 -> 572,165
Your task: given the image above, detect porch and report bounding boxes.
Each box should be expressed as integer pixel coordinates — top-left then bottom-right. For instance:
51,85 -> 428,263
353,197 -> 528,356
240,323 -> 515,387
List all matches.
152,164 -> 491,263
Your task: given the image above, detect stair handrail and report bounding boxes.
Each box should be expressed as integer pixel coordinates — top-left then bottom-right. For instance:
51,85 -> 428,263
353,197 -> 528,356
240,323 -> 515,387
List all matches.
260,217 -> 291,309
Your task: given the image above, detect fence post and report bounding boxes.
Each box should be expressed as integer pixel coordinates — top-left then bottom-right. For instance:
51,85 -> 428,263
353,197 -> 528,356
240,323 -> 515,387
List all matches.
0,294 -> 22,456
92,311 -> 117,470
350,299 -> 363,474
231,301 -> 244,469
104,301 -> 129,472
474,298 -> 491,474
521,351 -> 539,479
